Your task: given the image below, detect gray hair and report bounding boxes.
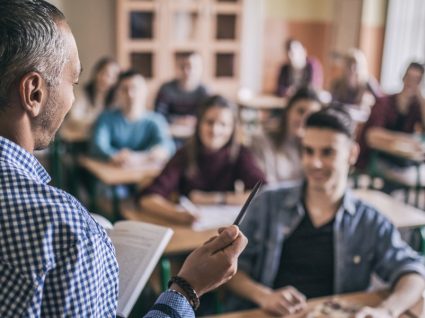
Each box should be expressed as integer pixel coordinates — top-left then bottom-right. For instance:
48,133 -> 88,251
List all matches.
0,0 -> 67,107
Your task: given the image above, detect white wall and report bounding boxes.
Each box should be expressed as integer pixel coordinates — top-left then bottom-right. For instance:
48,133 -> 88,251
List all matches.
48,0 -> 116,86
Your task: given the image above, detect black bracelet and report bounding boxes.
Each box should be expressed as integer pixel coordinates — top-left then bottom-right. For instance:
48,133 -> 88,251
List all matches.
168,276 -> 200,310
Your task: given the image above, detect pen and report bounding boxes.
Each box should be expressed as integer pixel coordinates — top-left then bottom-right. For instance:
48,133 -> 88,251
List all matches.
233,180 -> 262,226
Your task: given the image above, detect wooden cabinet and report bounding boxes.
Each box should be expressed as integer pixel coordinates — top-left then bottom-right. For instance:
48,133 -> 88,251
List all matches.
116,0 -> 244,104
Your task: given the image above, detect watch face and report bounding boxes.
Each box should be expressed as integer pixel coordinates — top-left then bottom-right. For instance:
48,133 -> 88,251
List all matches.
306,299 -> 360,318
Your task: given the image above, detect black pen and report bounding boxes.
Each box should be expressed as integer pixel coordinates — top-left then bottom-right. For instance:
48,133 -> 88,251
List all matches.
233,180 -> 262,226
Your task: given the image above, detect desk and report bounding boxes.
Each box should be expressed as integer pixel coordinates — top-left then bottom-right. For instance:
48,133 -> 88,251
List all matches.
121,207 -> 217,255
122,206 -> 218,290
207,290 -> 423,318
59,122 -> 90,143
79,156 -> 163,221
79,156 -> 161,186
49,123 -> 90,189
237,95 -> 286,141
367,138 -> 424,207
354,189 -> 425,229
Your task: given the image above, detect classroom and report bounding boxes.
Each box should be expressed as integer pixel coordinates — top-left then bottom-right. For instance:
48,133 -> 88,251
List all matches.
1,0 -> 425,317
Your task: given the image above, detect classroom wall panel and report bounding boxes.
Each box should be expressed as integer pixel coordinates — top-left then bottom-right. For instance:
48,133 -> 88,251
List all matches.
359,24 -> 386,81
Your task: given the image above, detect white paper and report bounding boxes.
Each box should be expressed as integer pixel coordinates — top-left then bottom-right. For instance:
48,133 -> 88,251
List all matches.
192,205 -> 240,231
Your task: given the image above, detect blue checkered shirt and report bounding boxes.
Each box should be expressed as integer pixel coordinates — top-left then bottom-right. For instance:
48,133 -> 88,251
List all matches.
0,137 -> 194,318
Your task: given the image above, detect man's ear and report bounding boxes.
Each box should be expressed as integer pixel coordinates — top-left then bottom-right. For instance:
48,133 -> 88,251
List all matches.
349,142 -> 360,166
19,72 -> 47,117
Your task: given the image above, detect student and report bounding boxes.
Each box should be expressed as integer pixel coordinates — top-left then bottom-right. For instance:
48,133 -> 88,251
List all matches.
276,39 -> 323,97
67,56 -> 120,128
250,87 -> 322,184
139,95 -> 266,225
0,1 -> 247,317
154,52 -> 209,124
91,70 -> 175,167
331,48 -> 382,110
227,108 -> 425,317
357,62 -> 425,186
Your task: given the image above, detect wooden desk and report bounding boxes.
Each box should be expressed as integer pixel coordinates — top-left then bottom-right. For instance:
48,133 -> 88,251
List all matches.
79,157 -> 163,221
49,123 -> 90,189
354,189 -> 425,229
78,156 -> 162,186
207,290 -> 423,318
59,123 -> 90,143
121,207 -> 217,255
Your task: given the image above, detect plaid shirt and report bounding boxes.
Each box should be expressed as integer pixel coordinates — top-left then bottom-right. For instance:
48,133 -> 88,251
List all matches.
0,137 -> 194,318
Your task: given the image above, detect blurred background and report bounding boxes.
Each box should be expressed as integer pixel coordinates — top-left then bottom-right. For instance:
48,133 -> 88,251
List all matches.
47,0 -> 425,105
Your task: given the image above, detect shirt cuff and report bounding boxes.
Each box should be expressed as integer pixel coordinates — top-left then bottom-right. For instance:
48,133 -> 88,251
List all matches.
145,290 -> 195,318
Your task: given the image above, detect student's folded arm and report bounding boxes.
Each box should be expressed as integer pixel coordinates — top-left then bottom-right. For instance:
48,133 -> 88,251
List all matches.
139,194 -> 196,225
140,194 -> 181,215
372,273 -> 425,317
145,145 -> 170,162
224,191 -> 250,206
366,127 -> 416,149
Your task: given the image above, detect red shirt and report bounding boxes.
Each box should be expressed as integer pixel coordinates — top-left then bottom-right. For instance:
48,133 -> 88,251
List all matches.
141,145 -> 266,199
357,94 -> 423,169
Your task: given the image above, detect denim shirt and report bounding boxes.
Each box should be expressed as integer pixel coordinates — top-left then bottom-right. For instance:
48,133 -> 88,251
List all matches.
228,183 -> 425,310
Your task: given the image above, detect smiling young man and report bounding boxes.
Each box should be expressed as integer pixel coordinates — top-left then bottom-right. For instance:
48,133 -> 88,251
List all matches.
227,108 -> 425,318
0,1 -> 247,317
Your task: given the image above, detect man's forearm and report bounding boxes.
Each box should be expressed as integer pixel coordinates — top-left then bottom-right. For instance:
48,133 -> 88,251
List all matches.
379,273 -> 425,317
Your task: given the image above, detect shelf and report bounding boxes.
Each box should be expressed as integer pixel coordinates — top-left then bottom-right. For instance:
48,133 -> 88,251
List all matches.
216,14 -> 236,40
131,52 -> 154,78
215,52 -> 235,77
130,11 -> 155,39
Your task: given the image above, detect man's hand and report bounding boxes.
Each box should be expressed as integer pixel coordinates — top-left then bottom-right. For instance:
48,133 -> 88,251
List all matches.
355,306 -> 393,318
175,225 -> 248,296
257,286 -> 306,316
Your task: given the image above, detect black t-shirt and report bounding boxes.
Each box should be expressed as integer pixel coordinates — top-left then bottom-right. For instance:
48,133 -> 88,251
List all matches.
273,206 -> 335,298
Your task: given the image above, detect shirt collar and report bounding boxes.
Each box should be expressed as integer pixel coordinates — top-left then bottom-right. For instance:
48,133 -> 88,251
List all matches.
0,136 -> 51,184
340,188 -> 356,215
287,182 -> 356,216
